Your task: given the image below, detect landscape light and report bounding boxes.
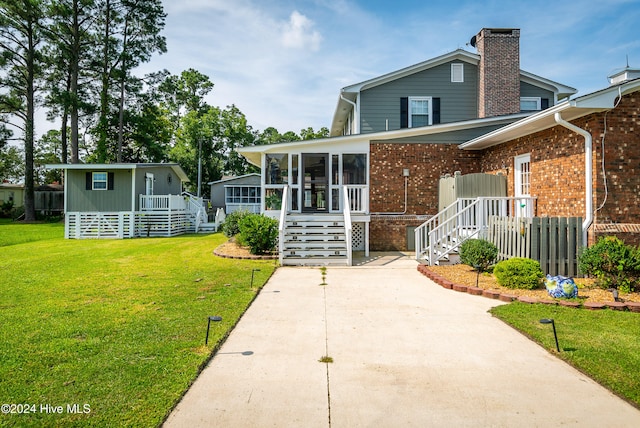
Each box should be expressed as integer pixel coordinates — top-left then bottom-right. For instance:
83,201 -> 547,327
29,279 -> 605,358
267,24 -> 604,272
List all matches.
251,268 -> 261,288
539,318 -> 560,352
205,316 -> 222,345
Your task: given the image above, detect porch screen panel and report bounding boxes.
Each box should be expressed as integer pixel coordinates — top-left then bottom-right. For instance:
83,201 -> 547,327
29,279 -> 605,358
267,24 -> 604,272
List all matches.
266,154 -> 288,185
342,154 -> 367,184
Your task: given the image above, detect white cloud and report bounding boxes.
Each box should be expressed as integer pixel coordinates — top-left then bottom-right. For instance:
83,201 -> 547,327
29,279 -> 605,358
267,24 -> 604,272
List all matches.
280,11 -> 322,51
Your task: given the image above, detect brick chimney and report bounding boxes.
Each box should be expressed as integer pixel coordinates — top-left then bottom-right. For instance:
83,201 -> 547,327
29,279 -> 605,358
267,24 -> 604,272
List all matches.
474,28 -> 521,118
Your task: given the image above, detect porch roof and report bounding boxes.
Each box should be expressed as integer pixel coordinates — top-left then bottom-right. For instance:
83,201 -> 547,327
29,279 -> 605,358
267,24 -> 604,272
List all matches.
460,78 -> 640,150
45,163 -> 190,182
238,114 -> 529,167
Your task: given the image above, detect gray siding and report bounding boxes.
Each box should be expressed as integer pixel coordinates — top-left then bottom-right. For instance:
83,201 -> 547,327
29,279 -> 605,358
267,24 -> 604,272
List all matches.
360,61 -> 479,133
377,124 -> 508,144
133,166 -> 183,209
67,169 -> 133,212
520,81 -> 554,105
210,175 -> 260,209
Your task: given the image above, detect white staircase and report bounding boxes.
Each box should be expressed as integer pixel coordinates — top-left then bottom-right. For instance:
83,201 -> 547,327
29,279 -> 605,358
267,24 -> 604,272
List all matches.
280,215 -> 350,266
415,196 -> 536,265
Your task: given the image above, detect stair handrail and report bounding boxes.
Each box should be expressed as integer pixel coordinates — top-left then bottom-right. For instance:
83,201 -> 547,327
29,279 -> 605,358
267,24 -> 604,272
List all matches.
278,186 -> 289,266
427,198 -> 484,264
416,196 -> 537,265
181,191 -> 207,232
342,186 -> 353,266
414,198 -> 475,262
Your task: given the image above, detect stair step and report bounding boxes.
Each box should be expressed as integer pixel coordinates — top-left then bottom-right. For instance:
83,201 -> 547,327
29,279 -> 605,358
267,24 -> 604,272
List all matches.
282,257 -> 349,266
283,249 -> 347,257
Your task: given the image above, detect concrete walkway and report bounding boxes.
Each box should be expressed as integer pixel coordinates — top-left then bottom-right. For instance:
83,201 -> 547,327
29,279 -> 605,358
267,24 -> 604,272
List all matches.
164,253 -> 640,427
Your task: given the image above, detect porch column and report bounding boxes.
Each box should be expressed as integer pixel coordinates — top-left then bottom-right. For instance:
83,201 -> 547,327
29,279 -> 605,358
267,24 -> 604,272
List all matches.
365,221 -> 370,257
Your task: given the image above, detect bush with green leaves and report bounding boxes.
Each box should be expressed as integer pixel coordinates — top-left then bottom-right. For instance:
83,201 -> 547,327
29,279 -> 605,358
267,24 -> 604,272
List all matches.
493,257 -> 544,290
238,214 -> 278,255
578,236 -> 640,293
459,239 -> 498,272
221,209 -> 251,237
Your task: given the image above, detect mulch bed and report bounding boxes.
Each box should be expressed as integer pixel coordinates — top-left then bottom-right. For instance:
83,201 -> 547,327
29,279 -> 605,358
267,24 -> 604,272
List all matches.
419,263 -> 640,312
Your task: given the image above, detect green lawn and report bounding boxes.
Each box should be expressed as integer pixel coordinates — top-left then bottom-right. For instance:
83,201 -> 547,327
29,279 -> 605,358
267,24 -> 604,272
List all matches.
491,302 -> 640,408
0,222 -> 276,427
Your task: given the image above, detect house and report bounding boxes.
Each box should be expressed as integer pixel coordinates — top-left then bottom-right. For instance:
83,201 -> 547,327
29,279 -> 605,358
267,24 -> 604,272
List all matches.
45,163 -> 212,239
208,173 -> 261,214
0,183 -> 25,209
238,27 -> 577,265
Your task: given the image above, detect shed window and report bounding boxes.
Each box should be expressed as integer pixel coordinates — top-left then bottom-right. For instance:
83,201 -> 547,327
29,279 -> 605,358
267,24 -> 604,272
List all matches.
86,171 -> 114,190
225,186 -> 261,204
92,172 -> 108,190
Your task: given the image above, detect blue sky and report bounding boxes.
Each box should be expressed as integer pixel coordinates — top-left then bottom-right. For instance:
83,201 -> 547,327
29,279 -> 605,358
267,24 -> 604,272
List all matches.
138,0 -> 640,134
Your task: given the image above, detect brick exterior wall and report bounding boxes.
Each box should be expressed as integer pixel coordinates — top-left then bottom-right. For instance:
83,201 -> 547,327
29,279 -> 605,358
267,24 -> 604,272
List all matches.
476,28 -> 521,118
369,142 -> 480,250
479,91 -> 640,245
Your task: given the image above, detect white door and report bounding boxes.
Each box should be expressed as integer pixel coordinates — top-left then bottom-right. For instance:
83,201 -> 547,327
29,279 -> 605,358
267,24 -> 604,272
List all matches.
145,173 -> 154,195
514,154 -> 533,217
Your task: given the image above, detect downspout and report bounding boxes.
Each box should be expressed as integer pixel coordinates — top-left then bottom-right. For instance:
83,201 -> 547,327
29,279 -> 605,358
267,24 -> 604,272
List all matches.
340,93 -> 358,134
554,112 -> 593,245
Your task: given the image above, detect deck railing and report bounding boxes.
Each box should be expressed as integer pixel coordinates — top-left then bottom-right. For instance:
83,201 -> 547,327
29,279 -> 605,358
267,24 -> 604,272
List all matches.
345,185 -> 368,213
139,194 -> 186,211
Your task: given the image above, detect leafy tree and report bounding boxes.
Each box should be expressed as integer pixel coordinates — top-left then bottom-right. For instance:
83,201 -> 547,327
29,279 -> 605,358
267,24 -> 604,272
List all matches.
300,126 -> 329,140
34,129 -> 64,183
0,144 -> 24,183
44,0 -> 98,164
0,0 -> 47,221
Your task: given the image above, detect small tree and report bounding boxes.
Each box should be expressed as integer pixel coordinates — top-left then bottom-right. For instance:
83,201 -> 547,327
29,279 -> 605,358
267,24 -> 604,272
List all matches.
459,239 -> 498,272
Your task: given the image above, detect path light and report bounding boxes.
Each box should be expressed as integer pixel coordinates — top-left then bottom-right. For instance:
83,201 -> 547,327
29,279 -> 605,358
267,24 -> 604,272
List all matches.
251,268 -> 261,288
473,264 -> 481,287
205,316 -> 222,345
539,318 -> 560,352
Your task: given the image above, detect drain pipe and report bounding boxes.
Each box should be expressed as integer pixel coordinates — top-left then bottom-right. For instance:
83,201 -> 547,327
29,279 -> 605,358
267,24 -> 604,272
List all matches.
554,112 -> 593,245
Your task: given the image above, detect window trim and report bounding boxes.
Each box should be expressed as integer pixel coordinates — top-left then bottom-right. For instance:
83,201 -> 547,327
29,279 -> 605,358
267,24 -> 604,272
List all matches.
92,172 -> 108,190
520,97 -> 541,112
451,63 -> 464,83
408,96 -> 432,128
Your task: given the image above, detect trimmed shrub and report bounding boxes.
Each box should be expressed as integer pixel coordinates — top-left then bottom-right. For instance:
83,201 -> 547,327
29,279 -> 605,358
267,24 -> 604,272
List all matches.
238,214 -> 278,255
578,236 -> 640,293
493,258 -> 544,290
221,209 -> 251,237
459,239 -> 498,272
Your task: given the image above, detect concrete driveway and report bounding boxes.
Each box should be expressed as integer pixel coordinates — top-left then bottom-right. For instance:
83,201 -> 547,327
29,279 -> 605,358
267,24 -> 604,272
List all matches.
164,253 -> 640,427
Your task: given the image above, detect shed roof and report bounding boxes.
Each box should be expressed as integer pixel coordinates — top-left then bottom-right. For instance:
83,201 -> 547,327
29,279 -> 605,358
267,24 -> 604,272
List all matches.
45,163 -> 190,182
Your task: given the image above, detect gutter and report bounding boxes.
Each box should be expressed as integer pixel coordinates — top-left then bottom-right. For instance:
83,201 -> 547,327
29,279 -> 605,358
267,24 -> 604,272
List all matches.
554,112 -> 593,245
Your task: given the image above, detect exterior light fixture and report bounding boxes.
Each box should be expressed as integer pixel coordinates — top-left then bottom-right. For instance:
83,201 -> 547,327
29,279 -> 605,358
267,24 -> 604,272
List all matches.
539,318 -> 560,352
205,316 -> 222,345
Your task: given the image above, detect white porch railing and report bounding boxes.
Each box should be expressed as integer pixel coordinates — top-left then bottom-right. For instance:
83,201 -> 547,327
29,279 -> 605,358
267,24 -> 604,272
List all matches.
342,186 -> 353,265
278,185 -> 289,266
415,196 -> 537,265
345,185 -> 368,213
139,194 -> 186,211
